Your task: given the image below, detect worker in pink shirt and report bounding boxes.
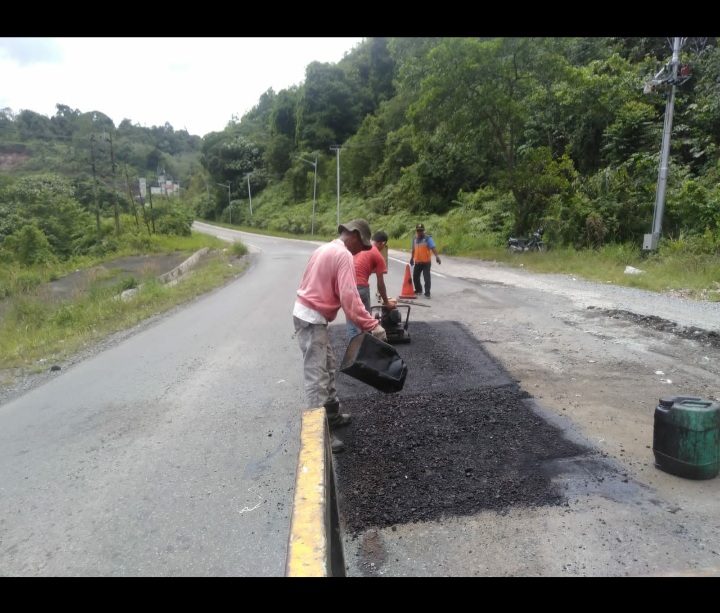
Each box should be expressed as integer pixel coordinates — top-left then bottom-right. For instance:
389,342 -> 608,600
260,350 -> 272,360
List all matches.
293,219 -> 387,453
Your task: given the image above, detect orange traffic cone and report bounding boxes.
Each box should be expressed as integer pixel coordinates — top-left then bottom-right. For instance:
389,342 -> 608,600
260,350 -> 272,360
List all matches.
399,264 -> 416,299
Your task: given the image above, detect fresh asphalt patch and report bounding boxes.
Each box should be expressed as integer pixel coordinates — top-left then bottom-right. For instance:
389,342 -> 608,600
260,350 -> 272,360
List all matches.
329,320 -> 625,536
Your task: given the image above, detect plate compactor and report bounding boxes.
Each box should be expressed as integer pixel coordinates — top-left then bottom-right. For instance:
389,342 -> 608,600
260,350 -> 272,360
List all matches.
371,303 -> 411,344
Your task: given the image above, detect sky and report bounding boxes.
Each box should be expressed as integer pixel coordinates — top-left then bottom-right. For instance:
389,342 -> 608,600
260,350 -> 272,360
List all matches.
0,37 -> 365,138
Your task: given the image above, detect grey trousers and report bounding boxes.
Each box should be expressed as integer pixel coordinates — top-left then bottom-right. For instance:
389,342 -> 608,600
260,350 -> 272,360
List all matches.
293,315 -> 338,410
345,285 -> 371,341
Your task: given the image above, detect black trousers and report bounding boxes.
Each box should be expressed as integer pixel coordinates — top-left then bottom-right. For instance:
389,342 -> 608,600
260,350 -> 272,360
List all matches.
413,261 -> 432,296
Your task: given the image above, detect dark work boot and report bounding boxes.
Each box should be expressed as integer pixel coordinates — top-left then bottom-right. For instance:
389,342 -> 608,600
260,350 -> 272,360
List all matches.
330,433 -> 345,454
325,399 -> 351,430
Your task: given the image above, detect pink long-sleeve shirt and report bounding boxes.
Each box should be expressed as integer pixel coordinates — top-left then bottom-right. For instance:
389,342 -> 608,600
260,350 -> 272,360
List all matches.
295,239 -> 378,331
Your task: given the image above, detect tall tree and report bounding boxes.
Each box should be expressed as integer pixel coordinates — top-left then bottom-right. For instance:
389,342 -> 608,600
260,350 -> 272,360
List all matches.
295,61 -> 369,151
407,38 -> 543,219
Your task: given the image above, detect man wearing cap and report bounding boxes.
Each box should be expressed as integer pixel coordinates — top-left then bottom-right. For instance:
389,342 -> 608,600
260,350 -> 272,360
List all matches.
293,219 -> 387,453
346,229 -> 395,342
409,223 -> 441,298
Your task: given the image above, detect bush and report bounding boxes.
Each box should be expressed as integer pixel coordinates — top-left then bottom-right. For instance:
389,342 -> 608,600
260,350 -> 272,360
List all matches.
116,276 -> 139,292
126,233 -> 155,251
0,268 -> 43,297
230,241 -> 248,257
155,214 -> 192,236
4,225 -> 56,265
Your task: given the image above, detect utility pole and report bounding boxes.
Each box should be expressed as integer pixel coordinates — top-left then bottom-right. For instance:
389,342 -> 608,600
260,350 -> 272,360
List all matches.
89,135 -> 101,241
643,37 -> 688,252
123,164 -> 140,230
330,146 -> 342,225
106,133 -> 120,237
147,184 -> 156,234
244,172 -> 253,217
137,177 -> 151,234
295,154 -> 318,235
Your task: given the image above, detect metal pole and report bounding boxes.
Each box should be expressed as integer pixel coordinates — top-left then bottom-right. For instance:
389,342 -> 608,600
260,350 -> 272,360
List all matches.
246,173 -> 252,216
651,88 -> 675,237
107,134 -> 120,237
645,37 -> 682,251
651,40 -> 680,236
312,154 -> 317,235
89,135 -> 101,241
330,147 -> 341,225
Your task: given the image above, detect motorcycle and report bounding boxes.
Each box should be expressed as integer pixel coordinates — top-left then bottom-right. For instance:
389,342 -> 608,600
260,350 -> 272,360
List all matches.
508,227 -> 545,253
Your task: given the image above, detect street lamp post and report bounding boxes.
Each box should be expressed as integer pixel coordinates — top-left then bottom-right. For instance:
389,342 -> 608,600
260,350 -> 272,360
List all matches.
243,172 -> 253,217
217,181 -> 231,224
330,146 -> 341,225
295,155 -> 318,235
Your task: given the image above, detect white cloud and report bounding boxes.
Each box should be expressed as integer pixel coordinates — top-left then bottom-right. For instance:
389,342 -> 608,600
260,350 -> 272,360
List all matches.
0,37 -> 364,137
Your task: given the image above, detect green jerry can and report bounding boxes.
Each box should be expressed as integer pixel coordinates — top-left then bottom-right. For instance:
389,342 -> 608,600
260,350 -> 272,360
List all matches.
652,396 -> 720,480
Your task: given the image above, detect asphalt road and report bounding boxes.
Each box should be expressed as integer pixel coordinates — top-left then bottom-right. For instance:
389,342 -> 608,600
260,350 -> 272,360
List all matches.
0,226 -> 315,576
1,223 -> 718,576
334,245 -> 720,577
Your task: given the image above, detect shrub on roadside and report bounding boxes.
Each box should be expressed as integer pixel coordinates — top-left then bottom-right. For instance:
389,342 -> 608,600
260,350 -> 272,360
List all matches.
230,241 -> 248,257
2,225 -> 56,265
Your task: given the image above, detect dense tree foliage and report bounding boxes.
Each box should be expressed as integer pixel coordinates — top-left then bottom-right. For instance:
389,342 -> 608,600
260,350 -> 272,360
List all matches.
2,36 -> 720,262
0,175 -> 93,263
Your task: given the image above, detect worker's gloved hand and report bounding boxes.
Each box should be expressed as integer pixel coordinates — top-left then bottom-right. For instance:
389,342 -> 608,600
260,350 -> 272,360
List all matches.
436,256 -> 441,265
371,323 -> 387,342
409,258 -> 414,266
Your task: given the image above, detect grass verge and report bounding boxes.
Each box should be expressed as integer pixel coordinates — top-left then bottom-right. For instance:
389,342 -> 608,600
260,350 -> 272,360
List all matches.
0,237 -> 248,372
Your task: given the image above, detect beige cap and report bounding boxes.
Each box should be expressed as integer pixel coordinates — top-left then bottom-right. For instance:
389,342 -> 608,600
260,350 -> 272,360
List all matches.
339,219 -> 372,250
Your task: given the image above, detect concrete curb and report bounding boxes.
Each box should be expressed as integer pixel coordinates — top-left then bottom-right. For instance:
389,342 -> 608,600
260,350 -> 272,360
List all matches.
285,407 -> 346,577
158,247 -> 210,285
119,248 -> 210,300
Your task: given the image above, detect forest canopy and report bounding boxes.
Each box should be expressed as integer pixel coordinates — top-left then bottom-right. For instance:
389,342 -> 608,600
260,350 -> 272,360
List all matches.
1,36 -> 719,265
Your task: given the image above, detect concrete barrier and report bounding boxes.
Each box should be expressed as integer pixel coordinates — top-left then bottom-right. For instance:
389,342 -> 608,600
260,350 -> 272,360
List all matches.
158,247 -> 210,285
118,248 -> 211,301
285,407 -> 346,577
